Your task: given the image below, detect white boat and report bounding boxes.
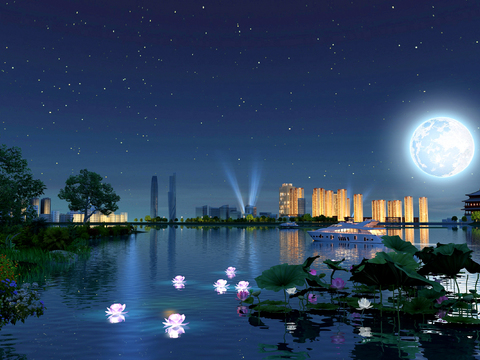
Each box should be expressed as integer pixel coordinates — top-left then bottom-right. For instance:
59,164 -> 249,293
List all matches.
280,222 -> 299,229
307,220 -> 387,244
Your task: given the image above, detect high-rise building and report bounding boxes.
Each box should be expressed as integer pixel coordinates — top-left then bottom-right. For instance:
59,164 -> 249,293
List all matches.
419,197 -> 428,222
337,189 -> 347,221
279,183 -> 294,217
150,176 -> 158,218
297,198 -> 306,216
30,198 -> 40,217
40,198 -> 51,215
209,206 -> 220,218
353,194 -> 363,222
312,188 -> 325,217
288,187 -> 304,216
346,197 -> 350,218
404,196 -> 414,223
219,205 -> 229,220
195,205 -> 208,218
168,173 -> 176,220
372,200 -> 386,222
245,205 -> 257,217
387,200 -> 402,222
325,190 -> 334,217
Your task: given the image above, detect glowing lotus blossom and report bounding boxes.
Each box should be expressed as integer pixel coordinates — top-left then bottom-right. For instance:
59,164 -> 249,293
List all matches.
163,314 -> 188,338
173,283 -> 185,290
105,303 -> 128,323
225,267 -> 236,278
235,281 -> 250,291
163,313 -> 188,328
436,295 -> 448,304
286,287 -> 296,295
308,294 -> 317,304
214,279 -> 229,294
359,327 -> 372,337
331,277 -> 346,290
309,269 -> 317,275
357,298 -> 372,310
236,290 -> 250,302
172,275 -> 185,284
105,303 -> 127,316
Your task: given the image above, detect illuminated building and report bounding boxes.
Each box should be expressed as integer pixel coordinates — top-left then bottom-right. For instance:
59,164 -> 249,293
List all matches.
168,173 -> 176,220
404,196 -> 414,223
289,187 -> 304,216
419,197 -> 428,222
387,200 -> 402,222
325,190 -> 334,217
73,212 -> 128,223
462,190 -> 480,216
150,176 -> 158,218
312,188 -> 325,217
372,200 -> 386,222
245,205 -> 257,217
353,194 -> 363,222
40,197 -> 51,215
30,198 -> 40,217
346,197 -> 350,218
279,183 -> 294,217
337,189 -> 347,221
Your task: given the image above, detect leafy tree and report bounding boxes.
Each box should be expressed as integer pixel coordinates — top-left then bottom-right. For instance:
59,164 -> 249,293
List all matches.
145,215 -> 151,222
134,218 -> 138,222
140,218 -> 143,222
0,145 -> 46,228
462,216 -> 468,222
246,214 -> 254,222
472,212 -> 480,223
451,216 -> 458,222
58,169 -> 120,223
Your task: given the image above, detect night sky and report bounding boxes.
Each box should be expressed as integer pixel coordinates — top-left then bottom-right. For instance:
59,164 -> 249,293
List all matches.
2,0 -> 479,221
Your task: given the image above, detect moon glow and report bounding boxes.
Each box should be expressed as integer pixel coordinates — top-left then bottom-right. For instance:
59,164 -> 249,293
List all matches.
410,117 -> 475,177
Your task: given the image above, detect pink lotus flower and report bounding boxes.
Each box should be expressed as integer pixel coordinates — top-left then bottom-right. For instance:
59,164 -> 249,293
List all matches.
436,295 -> 448,304
331,278 -> 346,290
172,275 -> 185,284
105,303 -> 127,316
236,290 -> 250,302
308,294 -> 317,304
166,326 -> 185,338
108,314 -> 126,323
235,281 -> 250,291
226,267 -> 236,275
163,313 -> 188,328
309,269 -> 317,275
173,283 -> 185,290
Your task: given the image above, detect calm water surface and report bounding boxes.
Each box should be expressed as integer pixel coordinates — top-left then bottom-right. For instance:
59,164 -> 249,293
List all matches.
2,225 -> 480,359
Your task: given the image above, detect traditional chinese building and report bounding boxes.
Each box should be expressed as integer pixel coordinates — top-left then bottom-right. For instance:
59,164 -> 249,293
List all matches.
462,190 -> 480,215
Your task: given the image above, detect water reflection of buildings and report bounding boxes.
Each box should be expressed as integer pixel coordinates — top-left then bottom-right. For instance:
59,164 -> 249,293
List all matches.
279,230 -> 306,265
386,226 -> 429,245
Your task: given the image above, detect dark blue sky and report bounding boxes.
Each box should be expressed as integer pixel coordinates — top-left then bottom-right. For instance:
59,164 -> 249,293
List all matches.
2,0 -> 479,221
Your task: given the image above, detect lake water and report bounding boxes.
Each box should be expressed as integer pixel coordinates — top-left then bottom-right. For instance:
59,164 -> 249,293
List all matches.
2,225 -> 480,359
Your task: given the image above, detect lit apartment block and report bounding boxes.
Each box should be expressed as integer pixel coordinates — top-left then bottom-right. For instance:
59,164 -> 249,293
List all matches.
325,190 -> 334,217
279,183 -> 294,217
288,187 -> 304,216
372,200 -> 386,222
404,196 -> 414,223
337,189 -> 347,221
312,188 -> 325,217
387,200 -> 402,221
353,194 -> 363,222
419,197 -> 428,222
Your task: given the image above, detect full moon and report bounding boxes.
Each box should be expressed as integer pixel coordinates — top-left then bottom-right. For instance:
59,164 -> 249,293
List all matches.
410,117 -> 475,177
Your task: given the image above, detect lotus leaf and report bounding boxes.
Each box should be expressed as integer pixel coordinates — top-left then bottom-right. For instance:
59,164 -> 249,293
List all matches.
381,235 -> 418,254
418,288 -> 445,301
402,297 -> 436,315
417,243 -> 474,278
302,255 -> 320,270
443,316 -> 480,325
255,263 -> 307,292
465,258 -> 480,274
350,253 -> 444,292
323,258 -> 348,272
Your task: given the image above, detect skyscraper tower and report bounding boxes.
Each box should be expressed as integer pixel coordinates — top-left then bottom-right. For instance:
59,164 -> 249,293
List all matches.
279,183 -> 294,217
168,173 -> 176,220
151,176 -> 158,218
312,188 -> 325,217
353,194 -> 363,222
404,196 -> 414,223
419,197 -> 428,223
40,198 -> 51,215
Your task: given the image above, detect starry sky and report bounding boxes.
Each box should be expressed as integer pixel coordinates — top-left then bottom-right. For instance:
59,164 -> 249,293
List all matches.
2,0 -> 479,221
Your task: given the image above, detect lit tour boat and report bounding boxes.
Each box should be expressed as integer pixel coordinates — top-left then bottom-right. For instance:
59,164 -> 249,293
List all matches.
307,220 -> 387,244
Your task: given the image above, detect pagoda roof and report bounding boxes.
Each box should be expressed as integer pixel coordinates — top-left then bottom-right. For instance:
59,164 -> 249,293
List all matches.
465,189 -> 480,197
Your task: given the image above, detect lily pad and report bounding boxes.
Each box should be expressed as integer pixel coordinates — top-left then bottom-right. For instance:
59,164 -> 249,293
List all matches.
255,263 -> 307,292
417,243 -> 474,278
381,235 -> 418,254
402,297 -> 436,315
323,258 -> 348,272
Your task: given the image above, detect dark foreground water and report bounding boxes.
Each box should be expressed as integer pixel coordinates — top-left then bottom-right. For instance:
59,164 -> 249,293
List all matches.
2,225 -> 480,359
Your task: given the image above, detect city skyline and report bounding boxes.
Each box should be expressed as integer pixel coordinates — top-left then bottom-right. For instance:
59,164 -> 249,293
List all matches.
2,0 -> 479,221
